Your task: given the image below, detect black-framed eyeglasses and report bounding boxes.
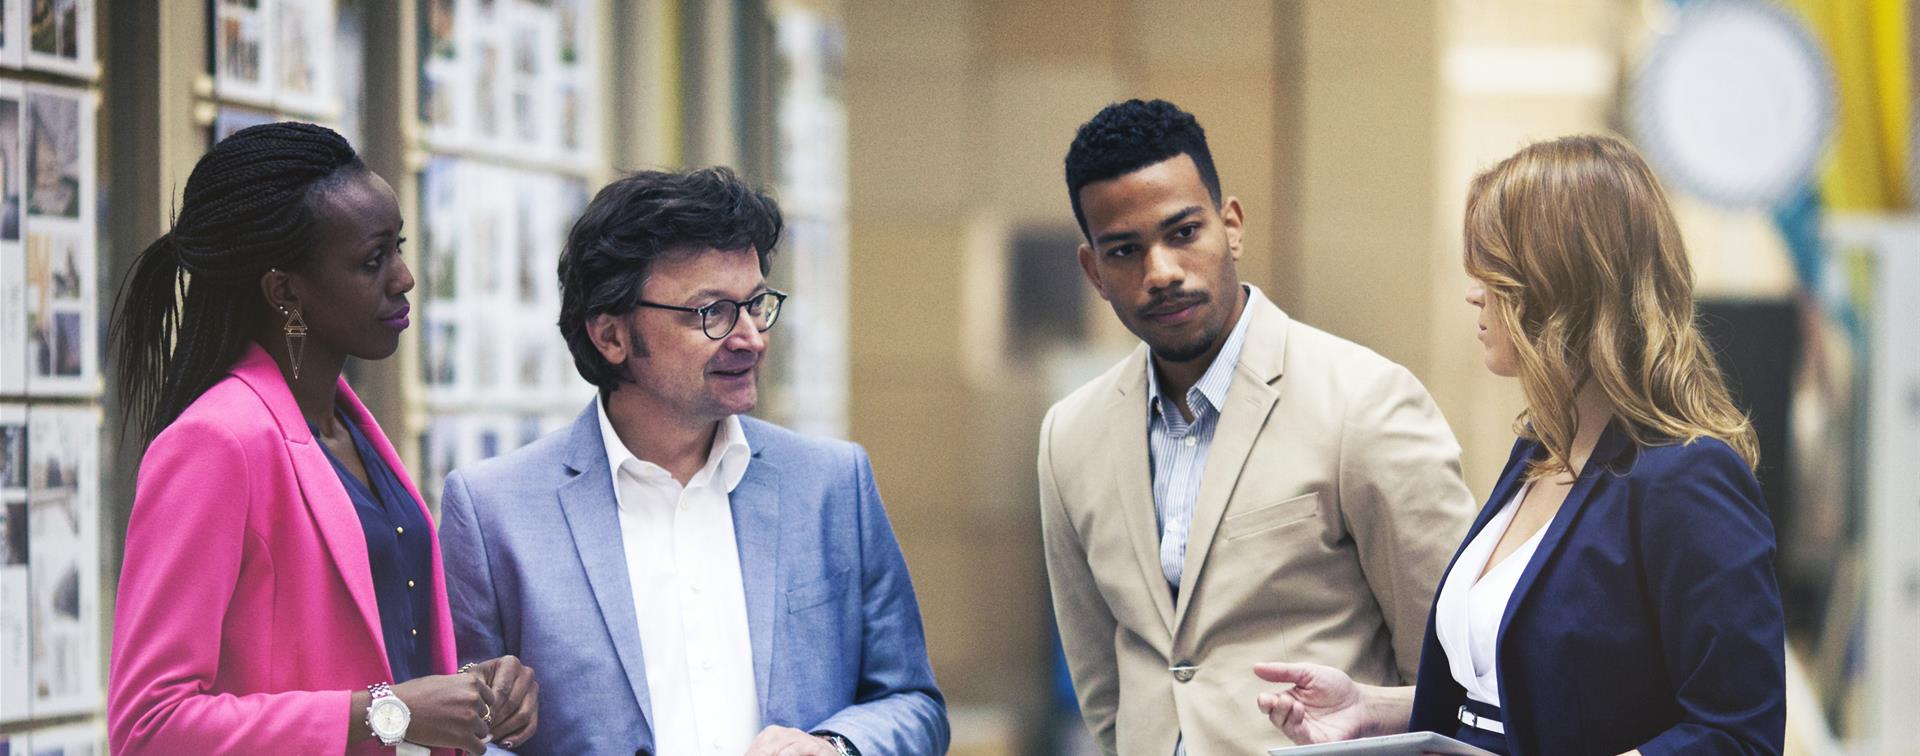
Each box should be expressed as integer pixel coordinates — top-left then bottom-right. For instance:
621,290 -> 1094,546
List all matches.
633,289 -> 788,340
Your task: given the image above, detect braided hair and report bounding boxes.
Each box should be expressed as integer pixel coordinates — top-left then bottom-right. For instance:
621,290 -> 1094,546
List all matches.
110,122 -> 366,445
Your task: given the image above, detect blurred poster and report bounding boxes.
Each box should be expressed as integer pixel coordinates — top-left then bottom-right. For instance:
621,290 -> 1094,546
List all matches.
0,0 -> 24,68
21,86 -> 93,398
213,0 -> 275,105
0,405 -> 27,723
25,406 -> 98,719
274,0 -> 335,115
212,106 -> 276,144
767,1 -> 849,438
0,83 -> 23,395
417,0 -> 597,166
22,0 -> 91,79
213,0 -> 336,117
4,722 -> 101,754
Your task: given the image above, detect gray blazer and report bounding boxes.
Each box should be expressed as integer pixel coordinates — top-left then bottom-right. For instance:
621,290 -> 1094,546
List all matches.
439,401 -> 949,756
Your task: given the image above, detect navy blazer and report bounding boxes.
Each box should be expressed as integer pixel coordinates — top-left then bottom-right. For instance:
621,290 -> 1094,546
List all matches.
1408,423 -> 1784,755
438,401 -> 949,756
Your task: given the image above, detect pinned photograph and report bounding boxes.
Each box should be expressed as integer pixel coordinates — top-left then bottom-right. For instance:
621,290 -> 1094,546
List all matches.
23,229 -> 94,394
212,106 -> 275,144
213,0 -> 272,104
26,407 -> 98,719
24,93 -> 78,220
0,410 -> 23,491
24,0 -> 91,77
0,0 -> 22,67
0,94 -> 21,240
423,318 -> 457,388
274,0 -> 335,116
420,158 -> 460,301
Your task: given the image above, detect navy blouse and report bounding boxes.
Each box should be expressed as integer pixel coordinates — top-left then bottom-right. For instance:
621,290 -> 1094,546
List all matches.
314,407 -> 436,683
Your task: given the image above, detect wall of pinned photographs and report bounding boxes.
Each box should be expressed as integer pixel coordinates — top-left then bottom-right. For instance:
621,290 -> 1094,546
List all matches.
419,0 -> 600,172
412,0 -> 606,504
0,1 -> 100,749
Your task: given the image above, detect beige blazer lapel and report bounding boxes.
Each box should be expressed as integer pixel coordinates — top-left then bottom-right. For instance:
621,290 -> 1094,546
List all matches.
1173,293 -> 1290,633
1108,345 -> 1176,635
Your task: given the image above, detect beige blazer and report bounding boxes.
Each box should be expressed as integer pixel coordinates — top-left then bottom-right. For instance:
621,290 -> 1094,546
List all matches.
1038,289 -> 1476,756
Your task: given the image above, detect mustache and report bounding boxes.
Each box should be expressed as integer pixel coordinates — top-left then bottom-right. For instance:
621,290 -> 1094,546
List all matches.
708,352 -> 760,372
1138,289 -> 1210,318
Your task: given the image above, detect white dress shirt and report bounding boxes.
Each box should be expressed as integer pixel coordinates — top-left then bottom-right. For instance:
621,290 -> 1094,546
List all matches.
1433,482 -> 1546,707
598,402 -> 760,755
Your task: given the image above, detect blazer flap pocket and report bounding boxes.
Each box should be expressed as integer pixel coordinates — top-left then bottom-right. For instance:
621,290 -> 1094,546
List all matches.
785,567 -> 853,613
1223,492 -> 1320,540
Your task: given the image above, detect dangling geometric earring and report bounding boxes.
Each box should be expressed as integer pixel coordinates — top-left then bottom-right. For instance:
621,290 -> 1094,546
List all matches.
282,306 -> 308,381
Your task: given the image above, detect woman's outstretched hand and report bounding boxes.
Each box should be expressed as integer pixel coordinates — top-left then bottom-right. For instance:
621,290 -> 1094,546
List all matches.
1255,661 -> 1401,744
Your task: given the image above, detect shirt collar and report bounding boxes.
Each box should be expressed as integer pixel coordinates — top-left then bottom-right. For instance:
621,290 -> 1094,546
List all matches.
1147,283 -> 1259,417
596,397 -> 754,498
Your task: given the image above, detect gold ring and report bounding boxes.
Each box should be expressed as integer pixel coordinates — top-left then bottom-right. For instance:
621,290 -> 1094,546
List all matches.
459,662 -> 477,675
482,702 -> 492,724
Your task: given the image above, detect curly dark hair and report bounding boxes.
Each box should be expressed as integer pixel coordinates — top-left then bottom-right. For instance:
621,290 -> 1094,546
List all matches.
1063,99 -> 1221,239
557,166 -> 783,394
110,121 -> 367,445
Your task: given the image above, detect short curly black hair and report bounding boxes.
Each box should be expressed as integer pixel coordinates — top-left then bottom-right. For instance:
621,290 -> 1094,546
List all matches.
557,166 -> 782,394
1064,99 -> 1221,240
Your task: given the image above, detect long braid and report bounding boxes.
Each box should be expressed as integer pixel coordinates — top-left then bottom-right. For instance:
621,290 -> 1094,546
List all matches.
109,122 -> 365,445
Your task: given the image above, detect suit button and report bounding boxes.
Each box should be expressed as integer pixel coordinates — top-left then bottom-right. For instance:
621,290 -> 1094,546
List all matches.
1171,662 -> 1197,682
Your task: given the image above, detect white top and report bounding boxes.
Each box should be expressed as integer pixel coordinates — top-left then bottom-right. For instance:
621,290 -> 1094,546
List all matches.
1433,482 -> 1548,707
598,402 -> 760,756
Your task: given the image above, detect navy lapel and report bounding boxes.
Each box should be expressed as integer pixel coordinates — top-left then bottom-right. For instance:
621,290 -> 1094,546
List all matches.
556,402 -> 655,729
1496,423 -> 1633,643
729,423 -> 782,716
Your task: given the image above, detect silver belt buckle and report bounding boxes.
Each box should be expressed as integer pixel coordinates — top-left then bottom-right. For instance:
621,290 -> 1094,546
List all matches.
1457,704 -> 1506,734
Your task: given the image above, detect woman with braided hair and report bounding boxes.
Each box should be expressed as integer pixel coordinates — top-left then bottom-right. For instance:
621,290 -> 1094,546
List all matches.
107,122 -> 539,755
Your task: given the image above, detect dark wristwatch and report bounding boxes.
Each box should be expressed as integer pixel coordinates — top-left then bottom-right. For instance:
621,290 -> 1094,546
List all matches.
812,731 -> 859,756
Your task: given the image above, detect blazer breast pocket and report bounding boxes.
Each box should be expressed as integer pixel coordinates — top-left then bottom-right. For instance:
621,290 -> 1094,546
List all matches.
785,567 -> 852,613
1223,492 -> 1321,541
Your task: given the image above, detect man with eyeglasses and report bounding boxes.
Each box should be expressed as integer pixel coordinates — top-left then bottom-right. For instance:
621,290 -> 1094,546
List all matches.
437,167 -> 948,756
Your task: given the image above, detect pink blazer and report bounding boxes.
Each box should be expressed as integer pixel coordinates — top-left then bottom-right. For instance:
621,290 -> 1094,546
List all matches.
109,344 -> 458,754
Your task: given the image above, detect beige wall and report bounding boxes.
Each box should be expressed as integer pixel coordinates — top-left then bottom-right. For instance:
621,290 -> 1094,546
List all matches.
844,1 -> 1643,749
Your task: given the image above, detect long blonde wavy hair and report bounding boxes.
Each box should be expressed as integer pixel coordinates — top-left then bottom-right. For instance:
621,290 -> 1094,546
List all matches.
1463,134 -> 1758,479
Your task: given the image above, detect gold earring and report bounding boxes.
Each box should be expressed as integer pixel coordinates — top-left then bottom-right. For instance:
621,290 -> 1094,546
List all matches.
283,306 -> 308,381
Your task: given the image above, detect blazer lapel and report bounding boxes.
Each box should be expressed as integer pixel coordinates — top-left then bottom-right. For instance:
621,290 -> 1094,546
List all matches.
557,405 -> 655,727
1496,423 -> 1633,643
1108,347 -> 1176,635
728,442 -> 781,715
1172,293 -> 1287,633
228,345 -> 388,666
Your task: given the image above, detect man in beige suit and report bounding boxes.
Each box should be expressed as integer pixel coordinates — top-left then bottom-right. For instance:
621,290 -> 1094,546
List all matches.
1040,99 -> 1476,755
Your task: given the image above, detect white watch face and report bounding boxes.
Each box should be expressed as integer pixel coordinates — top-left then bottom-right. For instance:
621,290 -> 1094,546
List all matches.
371,697 -> 410,738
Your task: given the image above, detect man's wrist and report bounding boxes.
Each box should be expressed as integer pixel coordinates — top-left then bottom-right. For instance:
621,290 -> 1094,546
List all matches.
811,730 -> 859,756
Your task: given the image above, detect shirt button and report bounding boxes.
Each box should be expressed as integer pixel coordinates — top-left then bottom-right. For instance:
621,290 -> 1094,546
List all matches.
411,628 -> 418,637
408,580 -> 416,588
395,526 -> 405,534
1183,435 -> 1197,448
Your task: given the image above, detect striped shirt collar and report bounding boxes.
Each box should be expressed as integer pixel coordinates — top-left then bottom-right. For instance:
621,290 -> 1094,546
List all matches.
1147,283 -> 1258,420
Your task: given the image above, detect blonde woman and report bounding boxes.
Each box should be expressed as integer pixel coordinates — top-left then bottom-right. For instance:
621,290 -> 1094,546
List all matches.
1253,135 -> 1784,755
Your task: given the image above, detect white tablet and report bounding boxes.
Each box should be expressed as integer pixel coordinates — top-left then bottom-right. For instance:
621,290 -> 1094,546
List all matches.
1267,731 -> 1498,756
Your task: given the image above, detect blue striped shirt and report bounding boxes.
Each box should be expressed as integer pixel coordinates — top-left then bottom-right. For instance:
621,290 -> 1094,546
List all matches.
1146,284 -> 1256,591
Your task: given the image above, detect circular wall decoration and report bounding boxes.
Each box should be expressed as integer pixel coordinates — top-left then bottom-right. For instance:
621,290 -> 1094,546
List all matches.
1632,0 -> 1834,209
